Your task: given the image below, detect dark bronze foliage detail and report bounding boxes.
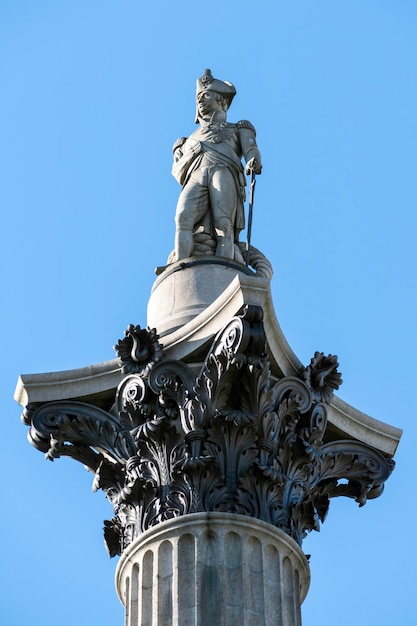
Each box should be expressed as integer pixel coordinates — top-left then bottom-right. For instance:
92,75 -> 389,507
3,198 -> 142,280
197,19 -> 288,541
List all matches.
25,308 -> 393,557
303,351 -> 343,403
114,324 -> 165,376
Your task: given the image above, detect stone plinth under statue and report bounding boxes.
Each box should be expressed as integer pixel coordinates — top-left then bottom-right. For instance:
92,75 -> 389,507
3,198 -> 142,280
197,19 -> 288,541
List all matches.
15,69 -> 402,626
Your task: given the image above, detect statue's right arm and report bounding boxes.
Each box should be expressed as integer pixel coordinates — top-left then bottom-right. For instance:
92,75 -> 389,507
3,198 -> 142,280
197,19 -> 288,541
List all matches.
172,136 -> 203,185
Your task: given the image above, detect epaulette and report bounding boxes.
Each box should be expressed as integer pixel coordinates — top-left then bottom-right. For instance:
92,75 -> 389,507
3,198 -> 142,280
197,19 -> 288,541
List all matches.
237,120 -> 256,134
172,137 -> 187,153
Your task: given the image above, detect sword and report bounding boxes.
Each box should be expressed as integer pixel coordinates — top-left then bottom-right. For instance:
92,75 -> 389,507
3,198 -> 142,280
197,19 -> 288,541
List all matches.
245,169 -> 257,266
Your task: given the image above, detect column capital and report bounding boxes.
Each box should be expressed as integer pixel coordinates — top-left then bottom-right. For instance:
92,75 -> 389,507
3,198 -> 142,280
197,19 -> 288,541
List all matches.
23,305 -> 394,556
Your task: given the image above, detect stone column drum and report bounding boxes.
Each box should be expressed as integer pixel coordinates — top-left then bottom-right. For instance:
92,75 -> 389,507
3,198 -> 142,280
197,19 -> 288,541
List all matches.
115,513 -> 310,626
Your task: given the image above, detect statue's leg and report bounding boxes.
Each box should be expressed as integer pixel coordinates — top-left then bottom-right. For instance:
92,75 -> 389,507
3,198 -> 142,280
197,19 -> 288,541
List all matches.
175,174 -> 208,261
209,167 -> 237,259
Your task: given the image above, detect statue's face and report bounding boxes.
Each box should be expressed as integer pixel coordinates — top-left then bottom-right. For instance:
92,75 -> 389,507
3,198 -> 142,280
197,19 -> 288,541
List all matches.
197,90 -> 223,118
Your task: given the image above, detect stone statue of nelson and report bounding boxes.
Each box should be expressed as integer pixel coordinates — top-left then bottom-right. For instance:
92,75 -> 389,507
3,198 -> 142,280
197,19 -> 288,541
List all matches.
172,69 -> 262,263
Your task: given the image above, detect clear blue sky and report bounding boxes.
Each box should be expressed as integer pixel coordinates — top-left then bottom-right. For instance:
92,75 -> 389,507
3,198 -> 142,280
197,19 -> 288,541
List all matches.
1,1 -> 416,625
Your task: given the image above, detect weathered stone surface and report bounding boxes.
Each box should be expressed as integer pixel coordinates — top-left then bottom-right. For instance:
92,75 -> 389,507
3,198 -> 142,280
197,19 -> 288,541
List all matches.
116,513 -> 310,626
14,359 -> 124,406
148,254 -> 271,338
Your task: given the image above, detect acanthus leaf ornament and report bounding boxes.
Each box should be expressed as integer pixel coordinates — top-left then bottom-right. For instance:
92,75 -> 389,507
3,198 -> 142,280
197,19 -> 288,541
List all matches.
23,309 -> 394,556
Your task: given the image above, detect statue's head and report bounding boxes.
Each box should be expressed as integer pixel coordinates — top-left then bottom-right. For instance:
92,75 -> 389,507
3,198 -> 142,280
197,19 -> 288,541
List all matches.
195,69 -> 236,123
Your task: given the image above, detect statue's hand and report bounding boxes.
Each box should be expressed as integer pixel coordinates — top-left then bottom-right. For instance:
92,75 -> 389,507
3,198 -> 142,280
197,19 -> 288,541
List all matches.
246,157 -> 262,175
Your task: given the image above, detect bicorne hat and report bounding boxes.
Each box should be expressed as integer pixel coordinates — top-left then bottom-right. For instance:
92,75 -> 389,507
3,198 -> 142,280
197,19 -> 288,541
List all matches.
195,69 -> 236,122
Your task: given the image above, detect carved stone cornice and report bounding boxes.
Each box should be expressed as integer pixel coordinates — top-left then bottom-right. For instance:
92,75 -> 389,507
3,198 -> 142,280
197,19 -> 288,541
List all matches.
24,306 -> 394,557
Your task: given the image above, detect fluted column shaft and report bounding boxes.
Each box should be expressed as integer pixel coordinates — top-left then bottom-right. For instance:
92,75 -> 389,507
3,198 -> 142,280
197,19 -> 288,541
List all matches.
116,513 -> 310,626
